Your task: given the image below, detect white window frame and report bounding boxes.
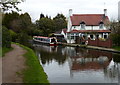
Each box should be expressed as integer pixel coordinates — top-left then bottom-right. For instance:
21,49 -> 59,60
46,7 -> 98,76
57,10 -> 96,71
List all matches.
103,33 -> 108,39
80,22 -> 86,30
99,22 -> 104,29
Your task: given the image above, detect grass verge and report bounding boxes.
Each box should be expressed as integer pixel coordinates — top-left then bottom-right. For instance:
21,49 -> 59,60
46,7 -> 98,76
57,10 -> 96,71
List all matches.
14,43 -> 49,83
2,47 -> 13,57
113,46 -> 120,51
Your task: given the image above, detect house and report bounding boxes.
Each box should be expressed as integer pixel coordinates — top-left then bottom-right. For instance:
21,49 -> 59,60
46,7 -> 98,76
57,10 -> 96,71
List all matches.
65,9 -> 111,44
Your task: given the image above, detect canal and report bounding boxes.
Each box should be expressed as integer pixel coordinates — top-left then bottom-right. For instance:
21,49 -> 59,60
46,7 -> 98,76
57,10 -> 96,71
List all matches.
33,44 -> 120,83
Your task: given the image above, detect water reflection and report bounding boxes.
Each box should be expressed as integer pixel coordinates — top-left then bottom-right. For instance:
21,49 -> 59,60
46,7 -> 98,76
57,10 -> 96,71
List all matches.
34,44 -> 67,65
34,44 -> 120,83
66,47 -> 112,70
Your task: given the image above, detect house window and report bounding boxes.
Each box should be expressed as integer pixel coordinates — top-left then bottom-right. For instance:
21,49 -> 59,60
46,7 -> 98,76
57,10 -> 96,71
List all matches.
81,24 -> 85,29
75,33 -> 79,36
96,35 -> 99,39
90,34 -> 94,39
67,33 -> 70,39
67,36 -> 70,39
80,22 -> 85,30
82,34 -> 87,40
104,35 -> 107,39
71,36 -> 74,39
99,22 -> 104,29
103,33 -> 108,39
71,33 -> 74,39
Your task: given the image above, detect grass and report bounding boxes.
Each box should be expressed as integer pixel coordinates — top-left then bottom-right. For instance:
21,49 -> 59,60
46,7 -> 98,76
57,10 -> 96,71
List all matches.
14,43 -> 49,84
113,46 -> 120,51
2,47 -> 13,57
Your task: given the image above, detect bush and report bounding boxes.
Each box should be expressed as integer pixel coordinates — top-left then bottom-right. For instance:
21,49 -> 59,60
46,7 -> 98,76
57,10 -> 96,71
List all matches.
113,53 -> 120,63
2,47 -> 13,57
2,26 -> 11,48
9,30 -> 17,42
17,32 -> 32,48
30,28 -> 43,36
110,22 -> 120,46
110,33 -> 120,46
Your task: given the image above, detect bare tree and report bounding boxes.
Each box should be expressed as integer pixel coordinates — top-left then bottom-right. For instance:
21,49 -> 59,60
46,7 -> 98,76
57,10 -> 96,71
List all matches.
0,0 -> 24,12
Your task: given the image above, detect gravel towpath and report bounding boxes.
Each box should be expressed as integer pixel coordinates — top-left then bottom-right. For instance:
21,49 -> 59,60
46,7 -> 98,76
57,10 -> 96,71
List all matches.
2,44 -> 26,83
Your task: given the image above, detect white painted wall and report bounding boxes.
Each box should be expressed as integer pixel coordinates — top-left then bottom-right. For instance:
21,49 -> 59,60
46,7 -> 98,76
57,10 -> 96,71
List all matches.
66,33 -> 109,43
67,17 -> 72,32
66,39 -> 75,43
66,33 -> 77,43
67,9 -> 73,32
71,25 -> 107,30
61,30 -> 67,40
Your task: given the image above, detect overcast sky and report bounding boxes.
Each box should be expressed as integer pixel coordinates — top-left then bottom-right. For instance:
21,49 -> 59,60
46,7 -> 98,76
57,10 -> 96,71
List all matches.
17,0 -> 120,22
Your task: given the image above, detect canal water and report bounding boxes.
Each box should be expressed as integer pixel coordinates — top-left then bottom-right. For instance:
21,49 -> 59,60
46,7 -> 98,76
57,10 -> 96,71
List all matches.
33,44 -> 120,83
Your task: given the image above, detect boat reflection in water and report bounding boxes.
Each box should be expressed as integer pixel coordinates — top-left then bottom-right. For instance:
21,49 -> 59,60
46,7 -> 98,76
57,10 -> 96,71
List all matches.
34,44 -> 120,83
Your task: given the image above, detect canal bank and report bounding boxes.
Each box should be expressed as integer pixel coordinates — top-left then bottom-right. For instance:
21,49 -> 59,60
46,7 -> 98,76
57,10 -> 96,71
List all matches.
57,42 -> 120,53
15,43 -> 49,83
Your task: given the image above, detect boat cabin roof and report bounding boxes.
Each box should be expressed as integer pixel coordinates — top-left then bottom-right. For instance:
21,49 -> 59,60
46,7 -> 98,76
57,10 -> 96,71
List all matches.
33,36 -> 49,39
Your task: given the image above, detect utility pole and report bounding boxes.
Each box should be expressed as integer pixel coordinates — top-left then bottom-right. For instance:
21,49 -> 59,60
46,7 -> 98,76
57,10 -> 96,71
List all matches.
118,1 -> 120,22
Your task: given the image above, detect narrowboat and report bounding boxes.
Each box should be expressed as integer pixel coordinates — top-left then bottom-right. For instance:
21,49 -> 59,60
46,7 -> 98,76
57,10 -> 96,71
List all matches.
33,36 -> 57,46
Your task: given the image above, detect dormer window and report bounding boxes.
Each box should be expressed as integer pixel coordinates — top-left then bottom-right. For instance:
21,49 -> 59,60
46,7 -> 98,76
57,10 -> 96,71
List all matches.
80,21 -> 85,30
99,21 -> 104,29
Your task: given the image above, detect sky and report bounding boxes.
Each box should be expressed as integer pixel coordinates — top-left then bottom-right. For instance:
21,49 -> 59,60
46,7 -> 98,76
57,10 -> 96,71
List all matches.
17,0 -> 120,22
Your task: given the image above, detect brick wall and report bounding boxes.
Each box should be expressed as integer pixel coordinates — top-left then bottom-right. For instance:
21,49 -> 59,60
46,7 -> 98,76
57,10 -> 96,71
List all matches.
88,38 -> 112,48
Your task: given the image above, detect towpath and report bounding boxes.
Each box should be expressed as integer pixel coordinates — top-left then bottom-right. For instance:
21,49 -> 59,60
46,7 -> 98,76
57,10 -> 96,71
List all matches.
58,42 -> 120,53
2,44 -> 26,83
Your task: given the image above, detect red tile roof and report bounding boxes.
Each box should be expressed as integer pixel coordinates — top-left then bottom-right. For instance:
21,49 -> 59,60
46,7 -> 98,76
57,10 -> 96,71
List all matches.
67,29 -> 111,33
70,14 -> 109,26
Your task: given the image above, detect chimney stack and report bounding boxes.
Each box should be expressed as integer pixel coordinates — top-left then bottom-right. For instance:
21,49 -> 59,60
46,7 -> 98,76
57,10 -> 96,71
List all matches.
69,9 -> 72,16
104,9 -> 107,16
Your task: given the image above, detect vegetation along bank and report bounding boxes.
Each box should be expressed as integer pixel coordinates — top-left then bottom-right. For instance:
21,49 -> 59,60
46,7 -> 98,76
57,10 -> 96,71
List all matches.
14,43 -> 49,83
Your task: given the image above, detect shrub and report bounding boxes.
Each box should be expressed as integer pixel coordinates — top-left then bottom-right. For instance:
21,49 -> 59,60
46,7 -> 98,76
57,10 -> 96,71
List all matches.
2,26 -> 11,48
9,30 -> 17,42
110,33 -> 120,46
17,32 -> 32,48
